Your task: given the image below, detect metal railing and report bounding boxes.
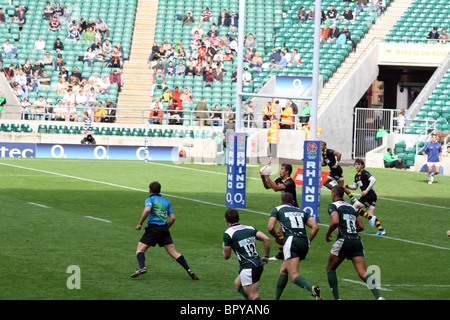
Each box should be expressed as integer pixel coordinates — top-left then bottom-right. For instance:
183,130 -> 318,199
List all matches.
0,104 -> 307,130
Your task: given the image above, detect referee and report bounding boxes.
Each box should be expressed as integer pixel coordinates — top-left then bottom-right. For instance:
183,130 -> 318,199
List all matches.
131,181 -> 199,280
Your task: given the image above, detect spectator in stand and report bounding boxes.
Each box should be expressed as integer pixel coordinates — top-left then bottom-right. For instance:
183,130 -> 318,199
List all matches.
243,101 -> 255,128
94,101 -> 107,122
96,18 -> 110,38
341,6 -> 355,23
383,148 -> 403,169
328,24 -> 340,42
66,28 -> 81,41
152,69 -> 166,94
0,8 -> 5,24
103,39 -> 112,56
269,47 -> 282,64
212,66 -> 224,83
307,7 -> 315,21
439,28 -> 449,43
43,2 -> 54,20
175,60 -> 186,76
1,39 -> 18,58
160,87 -> 172,104
104,101 -> 116,123
217,9 -> 230,27
427,27 -> 440,41
298,102 -> 311,124
171,86 -> 182,104
249,51 -> 263,72
52,100 -> 66,121
40,70 -> 51,89
98,76 -> 110,94
183,10 -> 195,26
83,47 -> 96,66
242,67 -> 252,84
43,52 -> 54,68
109,69 -> 122,92
34,37 -> 46,51
21,97 -> 31,120
229,12 -> 238,27
165,60 -> 175,76
54,53 -> 65,72
180,87 -> 193,107
83,26 -> 96,43
53,2 -> 63,18
63,89 -> 76,119
148,41 -> 160,63
48,16 -> 61,32
290,48 -> 301,64
56,77 -> 69,95
12,9 -> 26,27
271,52 -> 288,69
33,96 -> 47,120
16,69 -> 28,98
209,104 -> 223,127
244,33 -> 258,49
149,102 -> 163,124
53,38 -> 64,52
201,7 -> 213,24
195,97 -> 209,126
356,0 -> 369,13
153,58 -> 166,73
4,64 -> 15,79
326,4 -> 339,22
30,70 -> 41,92
297,6 -> 308,24
373,0 -> 386,13
60,7 -> 71,21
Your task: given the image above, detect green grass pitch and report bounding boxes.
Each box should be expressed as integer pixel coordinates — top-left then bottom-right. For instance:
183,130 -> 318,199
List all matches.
0,158 -> 449,300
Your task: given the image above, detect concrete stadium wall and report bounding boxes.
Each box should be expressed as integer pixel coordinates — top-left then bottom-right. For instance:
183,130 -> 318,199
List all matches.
318,44 -> 380,160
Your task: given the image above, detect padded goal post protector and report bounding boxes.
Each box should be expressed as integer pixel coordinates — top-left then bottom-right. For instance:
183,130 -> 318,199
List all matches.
301,140 -> 322,223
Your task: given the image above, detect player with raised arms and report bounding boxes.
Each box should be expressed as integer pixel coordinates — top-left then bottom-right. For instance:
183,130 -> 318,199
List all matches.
261,163 -> 298,260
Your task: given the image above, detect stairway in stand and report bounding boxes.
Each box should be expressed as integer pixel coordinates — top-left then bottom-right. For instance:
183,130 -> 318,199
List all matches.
116,0 -> 159,124
318,0 -> 414,108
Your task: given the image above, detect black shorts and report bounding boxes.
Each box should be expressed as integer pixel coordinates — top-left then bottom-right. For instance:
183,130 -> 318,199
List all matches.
331,238 -> 365,260
328,166 -> 344,181
139,224 -> 173,247
358,190 -> 377,208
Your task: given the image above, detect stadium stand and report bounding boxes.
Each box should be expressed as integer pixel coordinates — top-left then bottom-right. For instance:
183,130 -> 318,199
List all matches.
1,0 -> 135,121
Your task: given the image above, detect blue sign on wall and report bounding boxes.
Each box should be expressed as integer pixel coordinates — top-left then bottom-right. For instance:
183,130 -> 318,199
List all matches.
0,142 -> 177,161
226,132 -> 247,208
0,142 -> 36,158
301,140 -> 321,222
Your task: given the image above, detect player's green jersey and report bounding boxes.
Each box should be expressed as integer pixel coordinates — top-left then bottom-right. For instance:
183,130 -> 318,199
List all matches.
270,204 -> 310,238
223,223 -> 263,269
327,200 -> 360,240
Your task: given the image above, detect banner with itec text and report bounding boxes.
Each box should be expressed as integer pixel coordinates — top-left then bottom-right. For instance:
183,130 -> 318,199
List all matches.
301,141 -> 322,222
0,142 -> 177,161
226,132 -> 247,209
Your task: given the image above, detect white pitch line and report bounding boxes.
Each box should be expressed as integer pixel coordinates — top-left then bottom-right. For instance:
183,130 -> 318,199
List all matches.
85,216 -> 112,223
28,202 -> 51,208
1,162 -> 449,252
343,279 -> 393,291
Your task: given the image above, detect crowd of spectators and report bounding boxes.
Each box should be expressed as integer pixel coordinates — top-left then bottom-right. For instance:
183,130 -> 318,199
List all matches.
0,2 -> 123,122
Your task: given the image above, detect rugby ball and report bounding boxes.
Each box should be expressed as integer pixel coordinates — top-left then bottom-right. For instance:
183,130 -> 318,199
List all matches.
259,165 -> 272,176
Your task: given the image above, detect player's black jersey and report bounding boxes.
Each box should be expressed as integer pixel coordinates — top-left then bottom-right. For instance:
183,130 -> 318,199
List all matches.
322,148 -> 337,169
354,170 -> 374,192
275,177 -> 298,207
